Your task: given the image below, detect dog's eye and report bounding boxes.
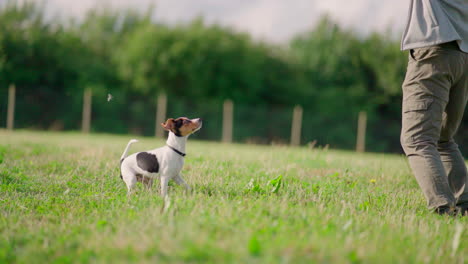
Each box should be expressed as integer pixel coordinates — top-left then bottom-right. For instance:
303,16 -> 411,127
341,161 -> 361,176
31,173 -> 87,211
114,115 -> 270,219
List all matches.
183,120 -> 190,124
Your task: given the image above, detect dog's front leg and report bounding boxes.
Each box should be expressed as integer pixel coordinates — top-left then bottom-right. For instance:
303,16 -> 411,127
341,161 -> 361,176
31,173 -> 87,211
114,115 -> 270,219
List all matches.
174,174 -> 191,193
160,176 -> 170,197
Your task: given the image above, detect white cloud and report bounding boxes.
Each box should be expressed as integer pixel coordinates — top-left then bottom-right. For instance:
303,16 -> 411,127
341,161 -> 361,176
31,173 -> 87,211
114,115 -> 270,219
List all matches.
224,0 -> 318,42
315,0 -> 408,35
38,0 -> 408,42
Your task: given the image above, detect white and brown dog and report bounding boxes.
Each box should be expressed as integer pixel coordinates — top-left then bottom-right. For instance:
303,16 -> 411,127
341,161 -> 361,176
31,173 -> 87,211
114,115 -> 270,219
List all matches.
119,117 -> 202,197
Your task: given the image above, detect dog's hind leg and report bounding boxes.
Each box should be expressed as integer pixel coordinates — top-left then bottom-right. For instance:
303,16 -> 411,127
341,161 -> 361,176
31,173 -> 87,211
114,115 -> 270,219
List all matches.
121,169 -> 137,195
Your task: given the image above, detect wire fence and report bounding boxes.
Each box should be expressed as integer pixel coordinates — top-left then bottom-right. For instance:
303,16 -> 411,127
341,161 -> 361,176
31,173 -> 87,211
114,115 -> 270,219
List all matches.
1,86 -> 417,154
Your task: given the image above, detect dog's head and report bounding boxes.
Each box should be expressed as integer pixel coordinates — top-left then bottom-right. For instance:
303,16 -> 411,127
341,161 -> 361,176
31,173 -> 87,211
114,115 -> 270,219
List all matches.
161,117 -> 203,137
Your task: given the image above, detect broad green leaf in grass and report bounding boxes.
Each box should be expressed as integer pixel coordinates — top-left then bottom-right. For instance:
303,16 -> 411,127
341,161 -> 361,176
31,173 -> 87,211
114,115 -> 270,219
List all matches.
268,175 -> 282,194
248,234 -> 261,256
246,178 -> 263,193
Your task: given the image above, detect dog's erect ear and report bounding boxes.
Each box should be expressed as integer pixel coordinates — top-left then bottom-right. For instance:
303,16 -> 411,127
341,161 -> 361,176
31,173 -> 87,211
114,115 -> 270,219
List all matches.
161,118 -> 175,131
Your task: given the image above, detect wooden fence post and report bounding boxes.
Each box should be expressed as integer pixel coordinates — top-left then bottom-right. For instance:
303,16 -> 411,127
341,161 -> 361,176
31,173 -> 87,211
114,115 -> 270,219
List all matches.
155,93 -> 167,138
222,99 -> 233,143
81,88 -> 92,133
356,111 -> 367,152
290,105 -> 303,146
7,84 -> 16,130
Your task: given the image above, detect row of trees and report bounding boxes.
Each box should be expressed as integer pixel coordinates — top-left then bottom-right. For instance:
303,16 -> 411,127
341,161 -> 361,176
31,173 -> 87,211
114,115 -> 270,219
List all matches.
1,2 -> 466,153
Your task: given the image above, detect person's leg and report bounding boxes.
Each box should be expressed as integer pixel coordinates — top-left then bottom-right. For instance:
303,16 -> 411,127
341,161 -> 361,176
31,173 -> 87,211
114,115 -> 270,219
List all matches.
438,55 -> 468,207
438,141 -> 467,200
400,46 -> 457,210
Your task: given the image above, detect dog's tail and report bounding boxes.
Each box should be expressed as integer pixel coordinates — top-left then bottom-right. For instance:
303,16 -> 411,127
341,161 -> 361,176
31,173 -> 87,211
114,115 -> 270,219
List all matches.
120,139 -> 139,162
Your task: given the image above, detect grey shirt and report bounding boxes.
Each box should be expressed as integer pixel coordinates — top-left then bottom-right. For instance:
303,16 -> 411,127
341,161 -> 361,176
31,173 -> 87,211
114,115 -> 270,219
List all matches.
401,0 -> 468,53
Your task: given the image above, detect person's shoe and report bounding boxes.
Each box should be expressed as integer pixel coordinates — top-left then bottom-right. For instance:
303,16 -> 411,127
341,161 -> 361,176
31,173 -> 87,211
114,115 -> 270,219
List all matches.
434,206 -> 458,216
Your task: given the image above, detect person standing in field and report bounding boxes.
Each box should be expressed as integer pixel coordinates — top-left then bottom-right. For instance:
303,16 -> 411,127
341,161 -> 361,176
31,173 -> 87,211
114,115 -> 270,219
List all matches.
400,0 -> 468,215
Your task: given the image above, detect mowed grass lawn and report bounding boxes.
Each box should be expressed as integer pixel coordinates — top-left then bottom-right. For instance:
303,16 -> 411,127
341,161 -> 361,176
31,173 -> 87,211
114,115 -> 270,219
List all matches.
0,130 -> 466,263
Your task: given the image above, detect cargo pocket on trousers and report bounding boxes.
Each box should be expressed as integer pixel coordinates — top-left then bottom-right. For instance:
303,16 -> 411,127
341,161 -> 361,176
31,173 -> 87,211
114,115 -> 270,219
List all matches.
402,98 -> 434,142
403,99 -> 433,113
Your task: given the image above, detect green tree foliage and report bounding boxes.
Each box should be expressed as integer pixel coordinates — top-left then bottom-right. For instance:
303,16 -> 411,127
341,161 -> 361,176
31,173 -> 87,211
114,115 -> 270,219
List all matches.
116,18 -> 302,105
0,2 -> 86,128
290,16 -> 409,151
77,8 -> 151,89
0,39 -> 4,73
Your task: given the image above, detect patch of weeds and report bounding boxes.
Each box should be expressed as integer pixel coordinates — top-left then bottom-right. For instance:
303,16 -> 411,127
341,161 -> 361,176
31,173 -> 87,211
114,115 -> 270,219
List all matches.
24,143 -> 52,156
321,222 -> 337,235
309,183 -> 321,194
347,250 -> 362,264
326,172 -> 340,178
197,183 -> 219,196
357,200 -> 370,211
0,170 -> 17,185
0,238 -> 16,263
245,175 -> 283,195
295,154 -> 328,169
0,144 -> 27,161
268,175 -> 282,194
248,234 -> 262,256
0,167 -> 35,193
180,241 -> 218,262
43,161 -> 67,174
75,249 -> 98,263
96,219 -> 110,230
246,178 -> 263,194
0,145 -> 6,164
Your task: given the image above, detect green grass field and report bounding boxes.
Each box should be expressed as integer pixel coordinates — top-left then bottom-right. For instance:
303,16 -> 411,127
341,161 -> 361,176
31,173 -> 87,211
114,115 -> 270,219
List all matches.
0,130 -> 466,263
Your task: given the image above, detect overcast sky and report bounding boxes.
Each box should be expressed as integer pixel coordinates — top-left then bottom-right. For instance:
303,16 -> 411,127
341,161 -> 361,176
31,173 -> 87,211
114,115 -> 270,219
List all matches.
41,0 -> 409,42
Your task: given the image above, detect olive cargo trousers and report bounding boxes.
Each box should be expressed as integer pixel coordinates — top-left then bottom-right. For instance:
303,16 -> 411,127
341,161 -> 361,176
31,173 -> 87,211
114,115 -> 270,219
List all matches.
401,41 -> 468,210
